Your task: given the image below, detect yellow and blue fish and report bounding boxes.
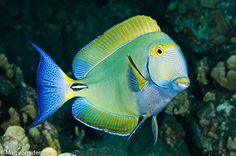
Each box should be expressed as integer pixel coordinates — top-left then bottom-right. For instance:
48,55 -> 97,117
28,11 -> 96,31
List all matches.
29,16 -> 190,144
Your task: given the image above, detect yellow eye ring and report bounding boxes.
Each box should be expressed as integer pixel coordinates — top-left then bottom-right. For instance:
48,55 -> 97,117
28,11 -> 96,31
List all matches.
151,45 -> 164,57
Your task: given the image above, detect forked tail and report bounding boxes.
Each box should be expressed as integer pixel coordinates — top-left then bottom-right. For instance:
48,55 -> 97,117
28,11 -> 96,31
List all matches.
28,42 -> 86,128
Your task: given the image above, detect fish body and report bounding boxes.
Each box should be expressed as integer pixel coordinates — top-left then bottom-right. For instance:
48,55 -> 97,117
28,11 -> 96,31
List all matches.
79,32 -> 180,116
28,16 -> 190,144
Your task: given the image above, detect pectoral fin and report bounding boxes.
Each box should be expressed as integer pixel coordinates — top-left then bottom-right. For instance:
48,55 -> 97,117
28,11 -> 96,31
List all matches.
152,116 -> 158,145
128,56 -> 147,92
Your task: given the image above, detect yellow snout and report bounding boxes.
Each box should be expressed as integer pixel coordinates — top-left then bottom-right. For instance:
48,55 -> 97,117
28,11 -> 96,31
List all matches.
175,77 -> 190,90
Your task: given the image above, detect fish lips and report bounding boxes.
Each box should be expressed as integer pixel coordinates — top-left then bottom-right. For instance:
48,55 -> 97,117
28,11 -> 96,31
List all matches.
172,77 -> 190,91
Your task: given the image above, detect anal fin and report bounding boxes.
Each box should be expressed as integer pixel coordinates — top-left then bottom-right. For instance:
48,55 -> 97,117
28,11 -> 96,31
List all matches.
72,98 -> 139,136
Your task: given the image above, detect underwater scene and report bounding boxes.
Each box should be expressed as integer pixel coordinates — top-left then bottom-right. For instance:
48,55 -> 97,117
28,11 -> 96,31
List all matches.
0,0 -> 236,156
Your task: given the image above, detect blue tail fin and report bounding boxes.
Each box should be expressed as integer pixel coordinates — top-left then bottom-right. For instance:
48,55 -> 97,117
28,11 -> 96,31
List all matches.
28,42 -> 75,128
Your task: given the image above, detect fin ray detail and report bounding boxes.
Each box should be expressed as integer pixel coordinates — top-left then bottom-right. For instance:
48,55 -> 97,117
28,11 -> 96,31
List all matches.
72,98 -> 139,135
72,15 -> 161,79
128,56 -> 147,92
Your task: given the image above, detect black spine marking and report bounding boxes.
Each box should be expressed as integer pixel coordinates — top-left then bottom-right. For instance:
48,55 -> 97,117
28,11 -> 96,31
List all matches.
71,83 -> 88,91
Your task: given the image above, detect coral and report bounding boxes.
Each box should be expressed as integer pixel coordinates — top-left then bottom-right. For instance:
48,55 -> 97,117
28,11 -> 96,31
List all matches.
165,91 -> 191,115
40,147 -> 57,156
197,103 -> 217,130
0,53 -> 25,86
74,146 -> 129,156
0,52 -> 37,126
203,91 -> 216,103
194,95 -> 236,155
197,58 -> 209,85
158,116 -> 187,151
0,107 -> 20,131
200,0 -> 221,9
28,122 -> 61,154
28,127 -> 41,142
162,125 -> 176,147
211,55 -> 236,90
0,52 -> 63,155
0,53 -> 36,110
16,85 -> 37,109
227,137 -> 236,156
0,72 -> 15,97
232,94 -> 236,100
213,10 -> 232,37
227,55 -> 236,70
42,128 -> 61,153
216,102 -> 234,116
59,153 -> 76,156
231,36 -> 236,44
20,104 -> 37,124
0,100 -> 2,119
2,126 -> 31,156
73,126 -> 85,149
0,143 -> 3,156
0,53 -> 14,79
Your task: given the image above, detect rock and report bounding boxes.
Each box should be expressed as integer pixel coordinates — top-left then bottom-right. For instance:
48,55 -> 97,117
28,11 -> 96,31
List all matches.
40,147 -> 57,156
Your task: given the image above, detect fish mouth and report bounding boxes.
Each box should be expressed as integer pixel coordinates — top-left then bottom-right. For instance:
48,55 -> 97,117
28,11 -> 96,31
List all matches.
174,77 -> 190,90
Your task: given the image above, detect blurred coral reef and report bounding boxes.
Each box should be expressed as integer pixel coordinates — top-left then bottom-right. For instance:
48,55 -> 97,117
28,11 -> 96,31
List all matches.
0,0 -> 235,156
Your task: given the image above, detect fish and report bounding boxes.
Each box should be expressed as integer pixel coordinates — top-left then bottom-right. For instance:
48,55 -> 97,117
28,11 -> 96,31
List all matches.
28,15 -> 190,144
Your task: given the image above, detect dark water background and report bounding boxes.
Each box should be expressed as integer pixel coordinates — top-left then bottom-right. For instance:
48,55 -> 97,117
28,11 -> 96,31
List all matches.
0,0 -> 236,156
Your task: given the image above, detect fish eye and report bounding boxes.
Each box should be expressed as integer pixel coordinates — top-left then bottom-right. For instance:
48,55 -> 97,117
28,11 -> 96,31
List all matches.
151,45 -> 164,57
157,48 -> 162,54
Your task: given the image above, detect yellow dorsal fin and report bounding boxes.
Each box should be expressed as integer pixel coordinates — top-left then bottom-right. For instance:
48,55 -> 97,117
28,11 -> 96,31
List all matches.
72,15 -> 161,79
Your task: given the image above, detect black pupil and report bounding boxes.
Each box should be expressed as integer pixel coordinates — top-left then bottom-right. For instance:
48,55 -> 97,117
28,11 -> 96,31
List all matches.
157,48 -> 162,54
